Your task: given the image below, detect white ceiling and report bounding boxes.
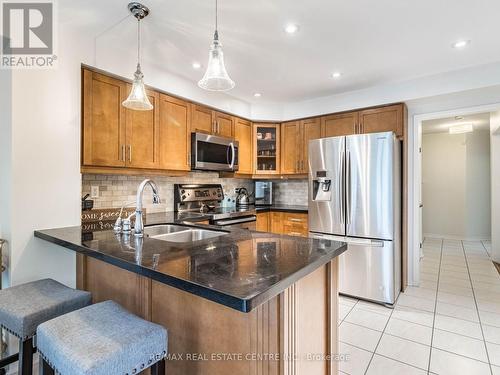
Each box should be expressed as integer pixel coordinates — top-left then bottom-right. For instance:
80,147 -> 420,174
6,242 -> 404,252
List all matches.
61,0 -> 500,105
422,113 -> 491,134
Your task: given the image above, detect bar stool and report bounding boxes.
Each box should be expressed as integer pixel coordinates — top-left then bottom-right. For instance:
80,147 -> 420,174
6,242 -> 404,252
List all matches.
0,279 -> 92,375
37,300 -> 168,375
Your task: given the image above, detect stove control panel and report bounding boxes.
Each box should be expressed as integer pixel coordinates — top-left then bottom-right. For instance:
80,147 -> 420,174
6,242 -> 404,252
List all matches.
174,184 -> 224,206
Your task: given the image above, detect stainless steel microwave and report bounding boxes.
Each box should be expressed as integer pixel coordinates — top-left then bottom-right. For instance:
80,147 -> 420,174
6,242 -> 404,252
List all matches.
191,133 -> 239,172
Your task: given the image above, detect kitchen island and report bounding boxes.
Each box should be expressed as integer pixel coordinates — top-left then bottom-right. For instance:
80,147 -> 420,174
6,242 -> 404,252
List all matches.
35,213 -> 347,375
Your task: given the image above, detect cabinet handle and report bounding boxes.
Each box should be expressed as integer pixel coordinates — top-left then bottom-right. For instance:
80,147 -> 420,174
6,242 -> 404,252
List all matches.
217,121 -> 220,134
289,232 -> 301,236
128,145 -> 132,162
289,218 -> 304,222
121,145 -> 126,161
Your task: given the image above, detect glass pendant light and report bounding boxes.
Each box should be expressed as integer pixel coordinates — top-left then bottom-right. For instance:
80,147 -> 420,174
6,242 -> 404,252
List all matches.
122,2 -> 153,111
198,0 -> 235,91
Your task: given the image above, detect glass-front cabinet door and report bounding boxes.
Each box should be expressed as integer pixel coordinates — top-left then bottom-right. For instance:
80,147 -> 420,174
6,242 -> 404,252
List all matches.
254,123 -> 280,174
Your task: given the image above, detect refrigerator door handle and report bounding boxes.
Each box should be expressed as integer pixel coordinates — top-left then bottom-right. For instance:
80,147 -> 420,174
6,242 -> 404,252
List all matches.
339,150 -> 345,224
346,150 -> 351,225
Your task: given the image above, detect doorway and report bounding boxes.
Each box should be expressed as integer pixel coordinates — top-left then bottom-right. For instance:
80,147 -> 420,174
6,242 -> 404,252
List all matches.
410,104 -> 500,285
421,113 -> 491,244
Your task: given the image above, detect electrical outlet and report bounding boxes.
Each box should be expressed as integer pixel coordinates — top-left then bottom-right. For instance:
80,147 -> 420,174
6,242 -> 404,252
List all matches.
90,185 -> 99,198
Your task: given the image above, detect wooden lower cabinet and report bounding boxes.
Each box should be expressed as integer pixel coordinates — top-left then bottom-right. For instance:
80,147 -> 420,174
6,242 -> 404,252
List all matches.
269,212 -> 308,237
256,212 -> 270,232
77,253 -> 340,375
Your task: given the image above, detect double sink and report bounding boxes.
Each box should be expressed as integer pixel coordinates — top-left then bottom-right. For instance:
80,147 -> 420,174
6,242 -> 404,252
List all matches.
144,224 -> 227,243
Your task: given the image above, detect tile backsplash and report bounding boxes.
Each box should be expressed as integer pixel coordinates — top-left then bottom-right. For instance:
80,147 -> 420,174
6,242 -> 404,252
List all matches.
82,173 -> 253,213
82,174 -> 309,213
272,179 -> 308,206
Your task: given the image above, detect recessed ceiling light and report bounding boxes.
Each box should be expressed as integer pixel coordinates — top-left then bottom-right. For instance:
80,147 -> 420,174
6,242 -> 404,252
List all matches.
455,116 -> 464,120
449,123 -> 473,134
452,40 -> 471,49
192,62 -> 202,69
253,93 -> 262,98
284,23 -> 299,34
331,72 -> 342,79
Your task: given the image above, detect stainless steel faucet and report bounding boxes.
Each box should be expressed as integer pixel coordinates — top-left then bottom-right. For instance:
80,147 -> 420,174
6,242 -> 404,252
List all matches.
133,179 -> 161,237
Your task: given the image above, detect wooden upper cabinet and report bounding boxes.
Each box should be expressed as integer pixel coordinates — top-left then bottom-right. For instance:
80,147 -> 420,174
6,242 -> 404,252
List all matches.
300,117 -> 321,173
233,117 -> 253,175
191,104 -> 214,134
215,111 -> 234,138
358,104 -> 404,137
281,121 -> 300,174
159,94 -> 191,171
254,123 -> 280,174
82,70 -> 126,167
321,112 -> 358,138
124,88 -> 160,169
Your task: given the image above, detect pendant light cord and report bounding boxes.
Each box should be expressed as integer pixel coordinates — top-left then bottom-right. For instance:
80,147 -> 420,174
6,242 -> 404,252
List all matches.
215,0 -> 218,31
137,18 -> 141,66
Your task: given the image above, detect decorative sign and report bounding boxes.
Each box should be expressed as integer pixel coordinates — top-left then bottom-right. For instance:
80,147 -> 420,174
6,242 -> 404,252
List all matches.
81,208 -> 145,223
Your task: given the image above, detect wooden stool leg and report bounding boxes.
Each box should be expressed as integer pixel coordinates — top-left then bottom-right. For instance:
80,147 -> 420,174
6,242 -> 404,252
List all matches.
150,358 -> 165,375
18,337 -> 33,375
39,358 -> 54,375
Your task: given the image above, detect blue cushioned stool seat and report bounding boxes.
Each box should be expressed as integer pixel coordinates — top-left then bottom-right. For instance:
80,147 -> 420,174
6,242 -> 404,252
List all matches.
37,300 -> 168,375
0,278 -> 92,340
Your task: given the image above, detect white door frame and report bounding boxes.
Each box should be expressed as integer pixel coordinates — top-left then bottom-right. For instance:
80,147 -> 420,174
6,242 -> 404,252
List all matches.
408,102 -> 500,286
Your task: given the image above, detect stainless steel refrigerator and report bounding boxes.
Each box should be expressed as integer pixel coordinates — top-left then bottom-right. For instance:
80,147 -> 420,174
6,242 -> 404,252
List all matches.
308,131 -> 401,305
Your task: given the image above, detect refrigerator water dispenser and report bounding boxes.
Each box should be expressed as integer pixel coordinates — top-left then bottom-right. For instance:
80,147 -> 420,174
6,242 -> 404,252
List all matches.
312,171 -> 332,201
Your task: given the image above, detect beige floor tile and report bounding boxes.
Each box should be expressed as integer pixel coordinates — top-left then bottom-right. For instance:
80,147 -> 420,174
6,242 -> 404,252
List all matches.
419,280 -> 438,291
438,283 -> 473,297
391,305 -> 434,327
339,295 -> 359,307
385,318 -> 432,345
429,348 -> 491,375
366,354 -> 427,375
477,300 -> 500,314
344,306 -> 390,331
483,324 -> 500,345
434,314 -> 483,339
375,334 -> 430,370
487,342 -> 500,367
403,286 -> 437,301
436,301 -> 479,322
397,294 -> 436,313
437,291 -> 476,309
339,342 -> 372,375
420,272 -> 439,282
438,276 -> 472,288
355,300 -> 393,316
432,329 -> 489,362
339,303 -> 353,321
339,321 -> 382,352
479,310 -> 500,328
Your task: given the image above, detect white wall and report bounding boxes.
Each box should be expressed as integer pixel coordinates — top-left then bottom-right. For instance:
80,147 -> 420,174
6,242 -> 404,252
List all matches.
0,51 -> 12,288
422,130 -> 490,239
491,112 -> 500,262
1,25 -> 95,287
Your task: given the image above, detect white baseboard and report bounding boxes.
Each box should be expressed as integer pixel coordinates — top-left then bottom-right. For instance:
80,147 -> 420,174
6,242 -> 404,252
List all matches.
423,233 -> 491,242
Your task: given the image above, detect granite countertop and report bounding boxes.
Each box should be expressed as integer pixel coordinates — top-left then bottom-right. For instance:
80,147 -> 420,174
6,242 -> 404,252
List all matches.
35,212 -> 345,313
255,204 -> 308,213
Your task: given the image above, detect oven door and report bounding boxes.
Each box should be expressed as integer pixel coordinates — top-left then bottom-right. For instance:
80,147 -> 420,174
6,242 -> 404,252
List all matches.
212,215 -> 257,230
191,133 -> 239,171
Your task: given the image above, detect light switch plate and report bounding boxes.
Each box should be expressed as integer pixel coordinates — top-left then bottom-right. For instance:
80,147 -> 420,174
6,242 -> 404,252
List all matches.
90,185 -> 99,198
